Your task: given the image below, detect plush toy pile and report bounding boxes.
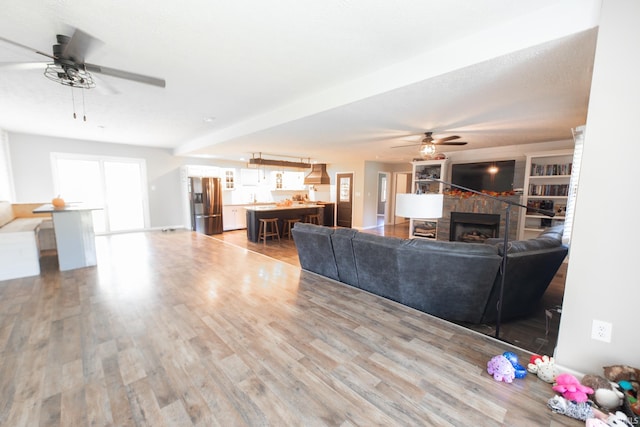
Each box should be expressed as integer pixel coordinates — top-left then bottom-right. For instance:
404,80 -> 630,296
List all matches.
486,352 -> 639,427
541,360 -> 639,427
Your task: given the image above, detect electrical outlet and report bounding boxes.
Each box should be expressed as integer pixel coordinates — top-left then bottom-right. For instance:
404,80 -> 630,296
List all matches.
591,319 -> 612,343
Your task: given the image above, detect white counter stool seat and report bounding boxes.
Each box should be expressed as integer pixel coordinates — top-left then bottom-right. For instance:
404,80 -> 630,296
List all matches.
258,218 -> 280,245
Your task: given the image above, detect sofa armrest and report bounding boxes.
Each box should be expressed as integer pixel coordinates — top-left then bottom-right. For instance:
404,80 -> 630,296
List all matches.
291,223 -> 339,281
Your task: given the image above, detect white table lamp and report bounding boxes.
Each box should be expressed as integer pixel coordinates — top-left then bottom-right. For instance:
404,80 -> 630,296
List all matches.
395,193 -> 444,219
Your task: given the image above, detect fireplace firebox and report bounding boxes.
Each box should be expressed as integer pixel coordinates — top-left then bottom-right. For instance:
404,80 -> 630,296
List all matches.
450,212 -> 500,243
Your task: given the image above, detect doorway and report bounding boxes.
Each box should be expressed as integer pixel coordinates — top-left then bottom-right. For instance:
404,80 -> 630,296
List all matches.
376,172 -> 389,227
51,153 -> 150,233
335,172 -> 353,228
393,171 -> 412,224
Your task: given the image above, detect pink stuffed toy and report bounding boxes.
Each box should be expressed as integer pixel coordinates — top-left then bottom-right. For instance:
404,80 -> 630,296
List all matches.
487,355 -> 515,383
552,373 -> 594,402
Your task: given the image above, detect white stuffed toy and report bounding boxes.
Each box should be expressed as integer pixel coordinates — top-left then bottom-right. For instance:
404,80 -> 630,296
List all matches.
527,355 -> 558,383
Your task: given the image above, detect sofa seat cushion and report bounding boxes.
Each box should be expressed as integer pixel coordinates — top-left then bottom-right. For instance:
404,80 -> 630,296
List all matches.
0,201 -> 14,228
0,217 -> 43,233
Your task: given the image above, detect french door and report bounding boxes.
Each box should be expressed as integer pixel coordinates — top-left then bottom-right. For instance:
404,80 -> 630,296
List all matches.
51,153 -> 149,234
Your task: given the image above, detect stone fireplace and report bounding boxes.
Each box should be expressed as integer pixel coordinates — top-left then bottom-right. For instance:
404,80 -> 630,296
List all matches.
435,194 -> 521,242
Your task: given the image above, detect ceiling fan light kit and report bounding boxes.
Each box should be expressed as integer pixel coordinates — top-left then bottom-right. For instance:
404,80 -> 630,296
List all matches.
44,63 -> 95,89
420,143 -> 436,158
393,131 -> 468,158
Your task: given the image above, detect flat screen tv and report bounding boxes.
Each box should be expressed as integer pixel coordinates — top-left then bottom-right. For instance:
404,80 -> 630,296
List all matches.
451,160 -> 515,193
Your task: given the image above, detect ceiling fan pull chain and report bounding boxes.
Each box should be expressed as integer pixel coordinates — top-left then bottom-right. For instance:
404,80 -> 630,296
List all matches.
82,89 -> 87,122
71,87 -> 77,119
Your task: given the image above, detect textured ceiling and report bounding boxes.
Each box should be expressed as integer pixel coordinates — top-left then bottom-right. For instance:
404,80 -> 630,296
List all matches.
0,0 -> 600,163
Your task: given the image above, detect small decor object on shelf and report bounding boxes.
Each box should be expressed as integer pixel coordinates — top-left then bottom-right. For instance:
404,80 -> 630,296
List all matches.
52,195 -> 65,208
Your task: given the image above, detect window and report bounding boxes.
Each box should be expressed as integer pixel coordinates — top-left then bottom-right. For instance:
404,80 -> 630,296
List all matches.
563,126 -> 585,245
51,153 -> 149,233
0,131 -> 13,201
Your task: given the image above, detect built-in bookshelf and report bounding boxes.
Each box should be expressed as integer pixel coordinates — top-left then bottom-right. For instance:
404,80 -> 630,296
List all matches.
519,150 -> 573,240
409,159 -> 448,239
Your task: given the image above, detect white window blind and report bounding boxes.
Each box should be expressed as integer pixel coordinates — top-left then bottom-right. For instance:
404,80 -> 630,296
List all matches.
563,125 -> 585,245
0,130 -> 13,202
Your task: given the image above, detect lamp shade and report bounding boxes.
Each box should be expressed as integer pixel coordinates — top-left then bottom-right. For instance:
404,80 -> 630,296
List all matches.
395,193 -> 444,219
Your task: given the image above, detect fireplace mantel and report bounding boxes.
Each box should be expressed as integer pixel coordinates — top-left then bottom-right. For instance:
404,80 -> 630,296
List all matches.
435,194 -> 522,241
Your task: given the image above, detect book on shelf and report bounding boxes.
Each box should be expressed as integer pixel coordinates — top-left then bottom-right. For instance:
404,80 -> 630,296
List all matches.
530,162 -> 572,176
528,184 -> 569,196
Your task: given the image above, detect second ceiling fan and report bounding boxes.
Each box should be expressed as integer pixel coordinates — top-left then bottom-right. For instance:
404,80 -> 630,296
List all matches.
393,132 -> 467,159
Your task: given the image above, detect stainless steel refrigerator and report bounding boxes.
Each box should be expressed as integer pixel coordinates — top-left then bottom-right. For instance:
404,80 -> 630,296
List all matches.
189,177 -> 223,235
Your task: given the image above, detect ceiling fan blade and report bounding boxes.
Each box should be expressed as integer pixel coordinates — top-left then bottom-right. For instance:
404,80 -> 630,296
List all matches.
0,61 -> 47,70
391,143 -> 422,149
0,35 -> 55,60
434,135 -> 460,143
438,141 -> 468,145
85,63 -> 166,88
62,29 -> 101,63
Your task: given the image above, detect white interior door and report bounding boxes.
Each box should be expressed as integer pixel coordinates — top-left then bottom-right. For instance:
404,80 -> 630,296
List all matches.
394,172 -> 412,224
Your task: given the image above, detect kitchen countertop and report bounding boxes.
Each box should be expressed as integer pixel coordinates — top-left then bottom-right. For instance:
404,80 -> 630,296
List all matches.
244,203 -> 322,211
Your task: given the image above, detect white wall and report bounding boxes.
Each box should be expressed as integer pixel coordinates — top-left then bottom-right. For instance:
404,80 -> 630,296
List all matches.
8,132 -> 218,229
555,0 -> 640,373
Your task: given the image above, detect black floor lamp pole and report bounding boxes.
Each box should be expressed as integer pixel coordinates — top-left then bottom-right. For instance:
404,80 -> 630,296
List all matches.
424,178 -> 554,340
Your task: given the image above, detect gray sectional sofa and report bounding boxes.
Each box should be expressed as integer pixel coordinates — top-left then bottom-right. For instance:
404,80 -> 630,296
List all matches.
292,223 -> 568,324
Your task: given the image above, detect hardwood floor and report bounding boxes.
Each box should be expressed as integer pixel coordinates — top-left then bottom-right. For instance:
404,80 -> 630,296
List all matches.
214,223 -> 565,357
0,229 -> 580,426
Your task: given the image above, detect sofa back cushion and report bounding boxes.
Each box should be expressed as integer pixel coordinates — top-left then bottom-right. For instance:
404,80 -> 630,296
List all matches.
497,237 -> 561,255
291,223 -> 339,281
0,201 -> 14,228
330,228 -> 359,287
397,239 -> 502,323
351,233 -> 407,302
481,244 -> 568,323
537,224 -> 564,241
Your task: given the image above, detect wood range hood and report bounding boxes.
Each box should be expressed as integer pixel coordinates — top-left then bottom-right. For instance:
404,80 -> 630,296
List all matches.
304,164 -> 331,185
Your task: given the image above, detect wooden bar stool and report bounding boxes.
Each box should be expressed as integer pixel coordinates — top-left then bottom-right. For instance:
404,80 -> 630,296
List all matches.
258,218 -> 280,245
282,218 -> 301,240
304,213 -> 322,225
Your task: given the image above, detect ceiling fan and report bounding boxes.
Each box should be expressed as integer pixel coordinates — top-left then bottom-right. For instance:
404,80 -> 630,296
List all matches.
0,28 -> 166,90
392,131 -> 468,159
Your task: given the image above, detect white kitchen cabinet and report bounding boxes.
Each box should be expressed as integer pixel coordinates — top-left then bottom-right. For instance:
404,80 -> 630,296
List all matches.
223,205 -> 247,231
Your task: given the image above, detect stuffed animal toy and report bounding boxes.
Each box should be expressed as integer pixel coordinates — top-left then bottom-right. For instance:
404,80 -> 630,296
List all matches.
605,411 -> 634,426
547,395 -> 595,421
527,354 -> 558,383
502,351 -> 527,378
552,373 -> 594,402
582,374 -> 625,411
604,365 -> 640,383
603,365 -> 640,416
487,355 -> 515,383
586,414 -> 634,427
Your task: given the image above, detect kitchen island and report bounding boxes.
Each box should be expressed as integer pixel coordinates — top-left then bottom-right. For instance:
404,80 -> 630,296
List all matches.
245,204 -> 326,242
33,203 -> 102,271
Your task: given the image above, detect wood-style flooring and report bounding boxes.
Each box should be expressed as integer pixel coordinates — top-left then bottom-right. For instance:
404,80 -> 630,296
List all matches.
0,229 -> 580,426
214,223 -> 566,357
